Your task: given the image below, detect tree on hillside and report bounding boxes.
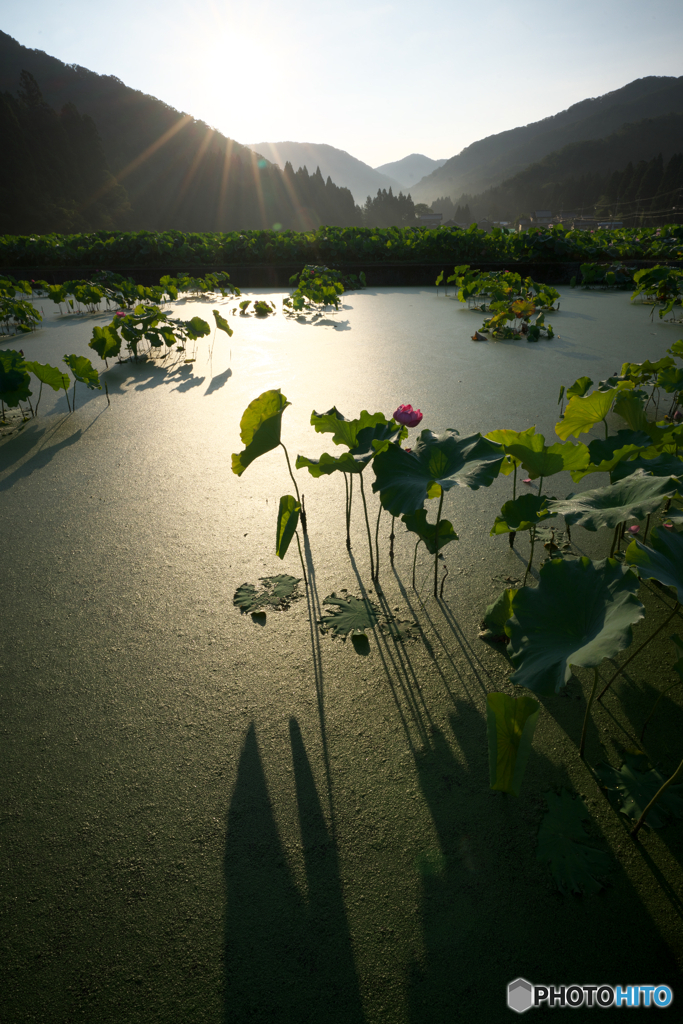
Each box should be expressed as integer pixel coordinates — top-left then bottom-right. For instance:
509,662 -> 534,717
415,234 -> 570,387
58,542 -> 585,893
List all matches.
363,188 -> 416,227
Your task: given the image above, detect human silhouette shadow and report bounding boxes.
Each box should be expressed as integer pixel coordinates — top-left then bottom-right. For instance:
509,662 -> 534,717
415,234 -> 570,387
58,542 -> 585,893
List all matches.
223,723 -> 364,1024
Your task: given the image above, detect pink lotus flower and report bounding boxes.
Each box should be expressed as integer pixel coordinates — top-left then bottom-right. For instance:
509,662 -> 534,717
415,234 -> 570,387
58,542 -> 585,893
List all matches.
664,522 -> 674,529
628,524 -> 640,534
393,404 -> 423,428
115,310 -> 126,318
522,478 -> 533,485
674,409 -> 683,422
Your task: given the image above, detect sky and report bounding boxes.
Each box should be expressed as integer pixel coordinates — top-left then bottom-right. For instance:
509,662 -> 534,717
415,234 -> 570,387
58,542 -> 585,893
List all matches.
1,0 -> 682,168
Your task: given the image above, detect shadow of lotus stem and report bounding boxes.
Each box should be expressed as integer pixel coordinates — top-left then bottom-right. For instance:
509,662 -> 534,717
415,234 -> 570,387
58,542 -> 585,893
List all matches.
579,666 -> 600,759
631,754 -> 683,839
597,602 -> 680,702
434,491 -> 444,598
359,474 -> 376,580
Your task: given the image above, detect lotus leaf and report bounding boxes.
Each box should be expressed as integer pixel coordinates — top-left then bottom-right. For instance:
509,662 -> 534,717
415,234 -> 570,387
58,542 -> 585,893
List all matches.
625,525 -> 683,600
309,408 -> 405,452
318,593 -> 380,638
657,365 -> 683,392
594,759 -> 683,828
547,471 -> 679,531
574,429 -> 652,480
275,495 -> 300,559
212,309 -> 233,337
491,494 -> 553,535
613,389 -> 649,432
372,429 -> 504,516
0,349 -> 31,406
24,361 -> 70,392
89,325 -> 121,361
536,789 -> 611,894
556,384 -> 633,441
296,450 -> 369,477
506,437 -> 588,479
487,692 -> 540,796
485,426 -> 538,475
401,508 -> 458,554
231,389 -> 290,476
63,354 -> 100,389
482,587 -> 518,639
233,575 -> 301,613
566,376 -> 593,399
508,557 -> 643,695
611,453 -> 683,484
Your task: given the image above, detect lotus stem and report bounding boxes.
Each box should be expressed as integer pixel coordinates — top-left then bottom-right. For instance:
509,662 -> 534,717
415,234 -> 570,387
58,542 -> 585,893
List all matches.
609,523 -> 621,558
344,474 -> 351,550
72,379 -> 77,411
598,603 -> 681,702
513,464 -> 517,502
643,512 -> 652,542
374,501 -> 382,580
105,381 -> 110,407
280,442 -> 306,533
631,753 -> 683,839
523,526 -> 536,587
359,474 -> 375,579
579,666 -> 600,759
389,516 -> 396,564
434,490 -> 444,598
641,679 -> 683,743
35,381 -> 43,417
295,531 -> 307,587
604,419 -> 609,440
440,560 -> 449,599
412,539 -> 421,589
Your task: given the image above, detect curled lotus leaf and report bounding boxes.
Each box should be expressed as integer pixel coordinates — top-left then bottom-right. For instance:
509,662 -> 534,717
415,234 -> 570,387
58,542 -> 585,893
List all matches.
212,309 -> 233,337
537,789 -> 611,895
487,692 -> 540,796
485,426 -> 538,476
372,429 -> 505,516
566,376 -> 593,399
574,429 -> 652,481
232,389 -> 290,477
310,407 -> 405,452
63,354 -> 101,389
490,493 -> 554,535
275,495 -> 300,559
296,450 -> 369,476
625,525 -> 683,601
556,383 -> 633,441
657,365 -> 683,392
401,508 -> 458,554
508,556 -> 643,695
547,470 -> 680,531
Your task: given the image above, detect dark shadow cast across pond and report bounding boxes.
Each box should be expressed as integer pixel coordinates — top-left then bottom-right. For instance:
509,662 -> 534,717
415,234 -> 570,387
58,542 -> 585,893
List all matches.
222,722 -> 364,1024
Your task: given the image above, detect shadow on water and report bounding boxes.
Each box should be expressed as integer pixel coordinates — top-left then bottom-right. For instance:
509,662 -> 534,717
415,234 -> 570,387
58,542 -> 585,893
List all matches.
205,367 -> 232,395
0,420 -> 82,490
223,722 -> 364,1024
406,712 -> 683,1022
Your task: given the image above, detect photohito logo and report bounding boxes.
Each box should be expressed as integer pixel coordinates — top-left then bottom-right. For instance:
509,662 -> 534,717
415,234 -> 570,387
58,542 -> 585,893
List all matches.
507,978 -> 673,1012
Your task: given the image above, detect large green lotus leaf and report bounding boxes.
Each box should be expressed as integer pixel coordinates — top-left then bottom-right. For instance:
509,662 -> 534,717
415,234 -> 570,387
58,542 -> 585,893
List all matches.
310,407 -> 404,451
479,587 -> 517,648
622,356 -> 675,384
508,557 -> 644,694
556,384 -> 633,441
536,789 -> 611,895
401,508 -> 458,554
183,315 -> 211,339
0,357 -> 31,406
24,361 -> 70,392
491,494 -> 553,535
89,325 -> 121,361
296,450 -> 368,476
275,495 -> 300,559
372,429 -> 504,515
574,429 -> 652,481
487,693 -> 540,796
613,389 -> 649,432
547,471 -> 679,531
657,365 -> 683,392
566,376 -> 594,399
668,339 -> 683,359
318,592 -> 380,638
506,438 -> 589,479
485,426 -> 538,475
594,760 -> 683,828
232,389 -> 290,477
63,354 -> 101,389
611,452 -> 683,484
625,525 -> 683,601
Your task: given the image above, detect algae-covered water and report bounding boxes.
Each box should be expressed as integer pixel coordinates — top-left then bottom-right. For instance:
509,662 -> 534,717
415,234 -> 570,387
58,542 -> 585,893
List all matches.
1,287 -> 682,1022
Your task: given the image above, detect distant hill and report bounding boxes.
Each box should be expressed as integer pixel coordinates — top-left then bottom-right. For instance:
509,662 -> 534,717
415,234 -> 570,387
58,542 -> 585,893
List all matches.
374,154 -> 447,189
0,31 -> 360,232
247,142 -> 404,205
458,113 -> 683,223
411,76 -> 683,205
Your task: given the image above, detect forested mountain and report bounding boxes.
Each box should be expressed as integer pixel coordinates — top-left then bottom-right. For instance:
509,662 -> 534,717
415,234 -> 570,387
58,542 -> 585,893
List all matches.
411,76 -> 683,205
452,114 -> 683,224
0,71 -> 130,234
0,32 -> 361,233
374,154 -> 447,189
246,141 -> 402,205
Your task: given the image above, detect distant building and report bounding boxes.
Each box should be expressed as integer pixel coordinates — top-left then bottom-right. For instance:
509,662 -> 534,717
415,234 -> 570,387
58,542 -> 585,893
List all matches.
417,212 -> 443,228
597,221 -> 624,229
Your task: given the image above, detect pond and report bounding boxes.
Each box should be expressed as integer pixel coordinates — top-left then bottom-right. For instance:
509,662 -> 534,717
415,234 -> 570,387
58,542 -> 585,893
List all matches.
1,286 -> 682,1022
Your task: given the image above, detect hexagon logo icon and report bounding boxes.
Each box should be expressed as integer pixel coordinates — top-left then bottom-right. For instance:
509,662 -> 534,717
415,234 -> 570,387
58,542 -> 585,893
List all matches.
508,978 -> 534,1014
